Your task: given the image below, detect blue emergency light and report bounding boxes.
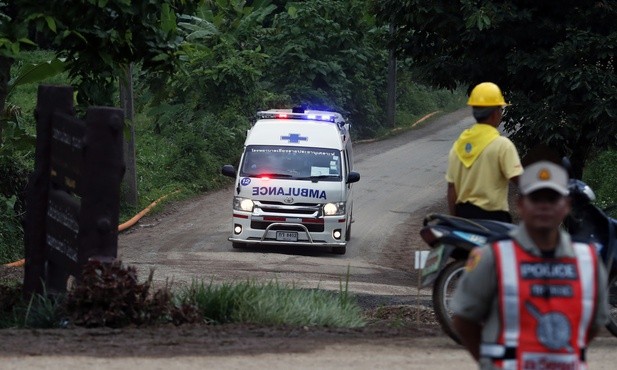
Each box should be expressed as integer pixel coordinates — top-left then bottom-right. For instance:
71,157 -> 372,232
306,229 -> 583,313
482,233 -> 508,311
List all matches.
257,111 -> 337,123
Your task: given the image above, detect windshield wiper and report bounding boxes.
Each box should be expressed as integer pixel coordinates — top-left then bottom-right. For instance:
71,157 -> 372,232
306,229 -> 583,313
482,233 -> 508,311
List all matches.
244,172 -> 293,178
296,174 -> 337,182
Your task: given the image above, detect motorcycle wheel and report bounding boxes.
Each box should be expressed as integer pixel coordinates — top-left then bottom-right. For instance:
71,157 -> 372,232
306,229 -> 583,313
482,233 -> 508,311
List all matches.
606,272 -> 617,337
432,259 -> 466,344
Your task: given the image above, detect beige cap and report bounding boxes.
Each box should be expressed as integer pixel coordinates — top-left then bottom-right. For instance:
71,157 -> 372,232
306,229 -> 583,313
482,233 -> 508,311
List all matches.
519,160 -> 569,196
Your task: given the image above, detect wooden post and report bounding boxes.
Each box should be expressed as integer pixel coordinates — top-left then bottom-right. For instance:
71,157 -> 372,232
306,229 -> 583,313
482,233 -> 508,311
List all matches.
77,107 -> 124,271
23,85 -> 74,295
23,84 -> 125,295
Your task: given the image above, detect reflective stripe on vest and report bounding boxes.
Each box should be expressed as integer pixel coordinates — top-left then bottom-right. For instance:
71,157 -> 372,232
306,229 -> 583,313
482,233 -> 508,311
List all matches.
574,243 -> 596,350
488,239 -> 597,369
493,241 -> 519,370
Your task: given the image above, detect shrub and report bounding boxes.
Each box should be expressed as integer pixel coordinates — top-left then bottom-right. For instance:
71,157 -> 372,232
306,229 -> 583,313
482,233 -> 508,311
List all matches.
0,150 -> 30,263
65,260 -> 200,327
583,149 -> 617,216
0,284 -> 23,328
0,195 -> 23,264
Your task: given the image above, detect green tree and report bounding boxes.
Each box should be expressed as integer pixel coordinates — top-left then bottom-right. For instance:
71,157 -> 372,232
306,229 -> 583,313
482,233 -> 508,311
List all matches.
1,4 -> 64,260
0,1 -> 38,141
373,0 -> 617,176
263,0 -> 388,138
20,0 -> 199,106
0,1 -> 200,259
169,0 -> 276,114
134,0 -> 277,190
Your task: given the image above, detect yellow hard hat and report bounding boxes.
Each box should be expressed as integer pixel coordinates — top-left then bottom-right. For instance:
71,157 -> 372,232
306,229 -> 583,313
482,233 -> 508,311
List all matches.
467,82 -> 510,107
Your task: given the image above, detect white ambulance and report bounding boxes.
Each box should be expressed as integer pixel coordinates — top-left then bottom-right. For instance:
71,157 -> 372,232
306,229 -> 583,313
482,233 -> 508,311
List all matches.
221,108 -> 360,254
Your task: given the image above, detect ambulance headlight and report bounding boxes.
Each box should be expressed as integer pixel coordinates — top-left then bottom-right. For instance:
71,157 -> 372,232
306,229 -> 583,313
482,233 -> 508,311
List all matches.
233,197 -> 254,212
323,202 -> 345,216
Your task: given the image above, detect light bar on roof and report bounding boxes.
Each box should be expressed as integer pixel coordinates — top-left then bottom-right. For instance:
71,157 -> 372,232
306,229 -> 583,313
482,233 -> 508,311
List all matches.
257,111 -> 336,123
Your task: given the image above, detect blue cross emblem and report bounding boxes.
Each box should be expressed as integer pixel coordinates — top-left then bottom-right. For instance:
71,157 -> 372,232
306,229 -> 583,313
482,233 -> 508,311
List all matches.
281,133 -> 308,143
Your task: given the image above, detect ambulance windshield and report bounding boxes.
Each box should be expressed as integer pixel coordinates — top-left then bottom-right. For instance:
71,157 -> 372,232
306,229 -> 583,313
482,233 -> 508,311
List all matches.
240,145 -> 342,181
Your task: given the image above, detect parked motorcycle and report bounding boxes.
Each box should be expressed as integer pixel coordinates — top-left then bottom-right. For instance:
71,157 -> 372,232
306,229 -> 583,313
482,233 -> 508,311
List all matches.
563,177 -> 617,337
419,214 -> 515,343
420,176 -> 617,343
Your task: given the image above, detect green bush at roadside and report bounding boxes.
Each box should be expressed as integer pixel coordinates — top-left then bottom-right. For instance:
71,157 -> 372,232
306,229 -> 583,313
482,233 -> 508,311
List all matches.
0,261 -> 364,329
583,149 -> 617,218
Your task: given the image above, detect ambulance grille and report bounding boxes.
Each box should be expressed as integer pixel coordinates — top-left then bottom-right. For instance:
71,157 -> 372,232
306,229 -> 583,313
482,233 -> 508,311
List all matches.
250,221 -> 325,232
259,201 -> 317,206
255,201 -> 321,216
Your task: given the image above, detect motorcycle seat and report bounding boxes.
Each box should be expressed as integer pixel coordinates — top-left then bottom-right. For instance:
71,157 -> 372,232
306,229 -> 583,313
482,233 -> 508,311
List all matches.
424,213 -> 516,237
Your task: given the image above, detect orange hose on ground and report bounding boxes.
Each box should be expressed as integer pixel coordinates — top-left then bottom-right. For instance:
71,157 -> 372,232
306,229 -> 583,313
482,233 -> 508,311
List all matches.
355,111 -> 441,144
411,111 -> 440,127
2,190 -> 180,267
118,190 -> 181,232
4,259 -> 24,267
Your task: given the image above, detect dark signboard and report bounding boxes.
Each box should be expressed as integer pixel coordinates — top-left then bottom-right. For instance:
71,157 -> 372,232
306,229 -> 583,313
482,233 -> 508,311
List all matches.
24,85 -> 125,296
50,113 -> 86,194
46,189 -> 80,272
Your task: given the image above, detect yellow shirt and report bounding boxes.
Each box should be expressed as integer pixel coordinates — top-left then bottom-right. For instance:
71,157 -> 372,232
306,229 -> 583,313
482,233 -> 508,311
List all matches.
446,126 -> 523,212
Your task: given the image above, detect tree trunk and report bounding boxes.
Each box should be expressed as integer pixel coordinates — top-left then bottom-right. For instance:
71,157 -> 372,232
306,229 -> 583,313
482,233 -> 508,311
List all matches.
119,64 -> 138,206
386,23 -> 396,127
569,134 -> 591,180
0,56 -> 14,144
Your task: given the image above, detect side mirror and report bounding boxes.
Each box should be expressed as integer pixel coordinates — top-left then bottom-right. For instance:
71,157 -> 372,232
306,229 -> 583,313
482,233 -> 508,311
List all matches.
221,165 -> 236,178
347,171 -> 360,184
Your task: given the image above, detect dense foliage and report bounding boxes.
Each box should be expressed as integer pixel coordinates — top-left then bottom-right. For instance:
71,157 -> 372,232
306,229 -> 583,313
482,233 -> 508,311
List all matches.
18,0 -> 199,106
261,0 -> 387,137
133,0 -> 394,196
373,0 -> 617,176
0,0 -> 462,263
583,149 -> 617,216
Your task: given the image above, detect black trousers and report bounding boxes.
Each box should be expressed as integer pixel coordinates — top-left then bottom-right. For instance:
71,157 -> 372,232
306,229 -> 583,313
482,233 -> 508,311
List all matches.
455,202 -> 512,223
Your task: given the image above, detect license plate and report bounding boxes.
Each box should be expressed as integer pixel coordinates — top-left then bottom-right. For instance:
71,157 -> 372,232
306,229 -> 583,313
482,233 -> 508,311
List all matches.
421,244 -> 444,277
276,231 -> 298,242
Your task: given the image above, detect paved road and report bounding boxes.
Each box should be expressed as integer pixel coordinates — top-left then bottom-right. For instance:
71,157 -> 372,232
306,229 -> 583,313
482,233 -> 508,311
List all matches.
350,110 -> 472,265
117,109 -> 473,300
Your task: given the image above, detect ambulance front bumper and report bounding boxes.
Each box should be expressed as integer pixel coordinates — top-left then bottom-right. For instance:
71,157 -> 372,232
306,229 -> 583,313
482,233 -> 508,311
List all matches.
229,221 -> 347,247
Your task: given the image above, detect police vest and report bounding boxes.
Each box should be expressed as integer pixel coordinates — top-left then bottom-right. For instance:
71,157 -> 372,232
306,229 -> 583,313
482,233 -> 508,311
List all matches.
480,239 -> 599,370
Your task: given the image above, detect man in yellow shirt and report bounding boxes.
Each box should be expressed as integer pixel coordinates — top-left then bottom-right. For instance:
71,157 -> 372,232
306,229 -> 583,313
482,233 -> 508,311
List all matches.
446,82 -> 523,222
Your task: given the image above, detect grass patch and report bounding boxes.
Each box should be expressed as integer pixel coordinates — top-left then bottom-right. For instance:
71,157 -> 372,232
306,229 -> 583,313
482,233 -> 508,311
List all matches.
369,85 -> 466,141
396,85 -> 467,127
176,279 -> 365,328
0,283 -> 66,329
0,198 -> 24,263
0,262 -> 365,329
